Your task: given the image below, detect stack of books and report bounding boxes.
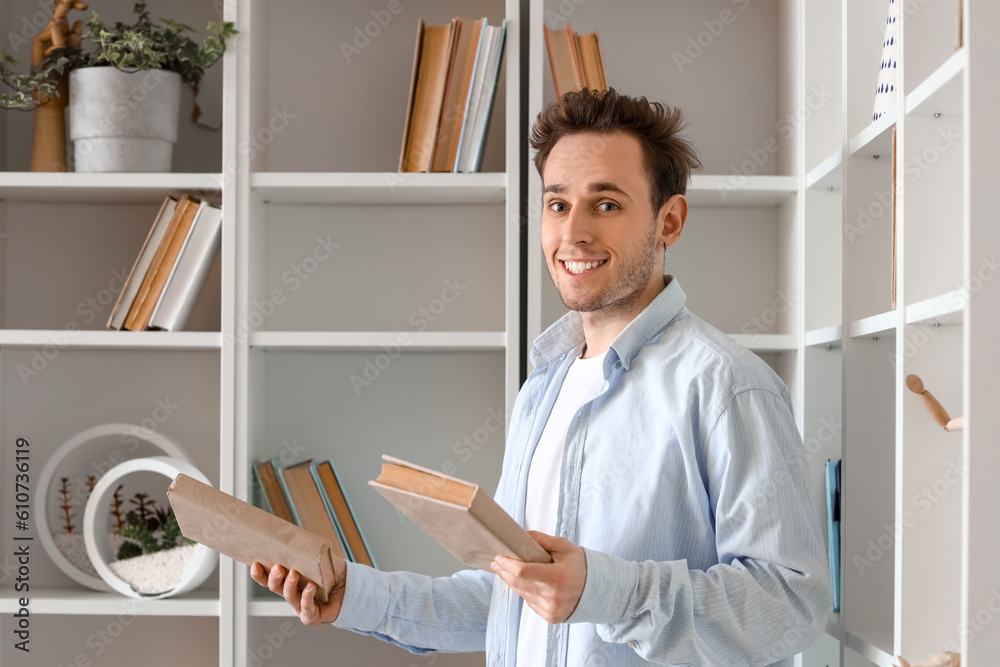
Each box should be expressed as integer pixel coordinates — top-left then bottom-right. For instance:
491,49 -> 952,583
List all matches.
543,23 -> 608,99
399,17 -> 507,174
254,458 -> 375,568
108,195 -> 223,332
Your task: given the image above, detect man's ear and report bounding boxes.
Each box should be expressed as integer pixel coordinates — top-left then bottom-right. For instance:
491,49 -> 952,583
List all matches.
658,194 -> 687,249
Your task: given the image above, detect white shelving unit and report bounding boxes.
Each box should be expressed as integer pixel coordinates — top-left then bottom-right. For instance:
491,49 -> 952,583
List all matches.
3,0 -> 998,665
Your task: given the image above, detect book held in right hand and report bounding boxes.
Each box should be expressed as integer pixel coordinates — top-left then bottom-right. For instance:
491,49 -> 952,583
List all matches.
369,455 -> 551,571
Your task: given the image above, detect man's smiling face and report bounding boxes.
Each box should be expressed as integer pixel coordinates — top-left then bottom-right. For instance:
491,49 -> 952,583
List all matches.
541,130 -> 668,317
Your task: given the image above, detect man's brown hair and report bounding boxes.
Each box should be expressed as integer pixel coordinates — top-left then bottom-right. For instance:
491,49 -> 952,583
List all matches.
529,87 -> 702,214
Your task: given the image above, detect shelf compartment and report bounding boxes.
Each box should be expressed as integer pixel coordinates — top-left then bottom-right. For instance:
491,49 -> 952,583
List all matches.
0,588 -> 220,616
806,324 -> 842,347
905,291 -> 965,326
686,175 -> 797,207
906,48 -> 966,116
250,172 -> 507,205
0,173 -> 222,203
0,330 -> 222,350
726,333 -> 798,351
848,311 -> 897,339
806,151 -> 843,190
849,111 -> 897,159
250,331 -> 506,351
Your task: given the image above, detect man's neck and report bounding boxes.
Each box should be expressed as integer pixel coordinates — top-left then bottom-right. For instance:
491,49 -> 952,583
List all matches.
578,276 -> 668,359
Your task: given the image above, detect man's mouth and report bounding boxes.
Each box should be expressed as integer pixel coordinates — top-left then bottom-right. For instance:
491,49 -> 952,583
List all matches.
561,259 -> 607,275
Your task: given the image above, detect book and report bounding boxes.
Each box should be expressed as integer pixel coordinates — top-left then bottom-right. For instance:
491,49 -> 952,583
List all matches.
167,472 -> 338,604
312,461 -> 375,568
252,459 -> 295,524
107,196 -> 178,330
279,460 -> 349,560
399,18 -> 458,173
124,196 -> 202,331
369,455 -> 551,571
575,32 -> 607,92
148,200 -> 222,331
430,17 -> 484,172
825,459 -> 841,613
454,19 -> 507,173
543,23 -> 585,99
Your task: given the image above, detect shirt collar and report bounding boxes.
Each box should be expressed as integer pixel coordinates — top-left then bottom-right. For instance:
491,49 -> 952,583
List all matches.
529,275 -> 688,371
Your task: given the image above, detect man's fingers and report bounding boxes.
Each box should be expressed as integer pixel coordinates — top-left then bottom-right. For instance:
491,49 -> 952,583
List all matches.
299,582 -> 319,624
249,561 -> 266,586
283,569 -> 303,611
267,564 -> 286,595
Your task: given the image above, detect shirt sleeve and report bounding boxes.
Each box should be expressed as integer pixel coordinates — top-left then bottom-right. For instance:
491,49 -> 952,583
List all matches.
332,561 -> 495,654
566,387 -> 832,666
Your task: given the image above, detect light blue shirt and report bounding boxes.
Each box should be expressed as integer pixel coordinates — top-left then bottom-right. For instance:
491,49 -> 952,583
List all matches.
334,276 -> 831,666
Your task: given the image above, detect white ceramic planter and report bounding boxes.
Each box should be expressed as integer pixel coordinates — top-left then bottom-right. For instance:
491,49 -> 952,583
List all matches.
69,67 -> 182,172
36,423 -> 192,592
84,456 -> 218,599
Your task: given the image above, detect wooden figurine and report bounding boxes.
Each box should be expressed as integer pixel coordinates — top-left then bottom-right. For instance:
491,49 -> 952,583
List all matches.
896,651 -> 961,667
30,0 -> 87,172
906,374 -> 964,432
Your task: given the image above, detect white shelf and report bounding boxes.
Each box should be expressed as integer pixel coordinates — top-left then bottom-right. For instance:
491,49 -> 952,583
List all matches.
249,331 -> 506,351
250,172 -> 507,205
846,631 -> 895,667
825,611 -> 845,642
0,172 -> 221,203
848,311 -> 897,339
0,330 -> 222,350
806,324 -> 843,347
906,48 -> 966,116
0,589 -> 220,616
904,291 -> 965,326
849,110 -> 897,158
686,175 -> 797,206
248,599 -> 296,617
726,333 -> 798,352
806,151 -> 843,190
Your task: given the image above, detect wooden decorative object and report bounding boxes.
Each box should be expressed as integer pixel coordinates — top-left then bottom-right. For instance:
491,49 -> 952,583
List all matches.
30,0 -> 87,172
906,374 -> 964,432
896,651 -> 960,667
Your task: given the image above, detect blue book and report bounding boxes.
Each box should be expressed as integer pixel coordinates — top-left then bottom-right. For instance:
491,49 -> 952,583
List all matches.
454,19 -> 507,173
825,459 -> 841,613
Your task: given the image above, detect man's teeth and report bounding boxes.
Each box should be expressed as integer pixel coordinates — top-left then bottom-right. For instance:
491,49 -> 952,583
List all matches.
564,260 -> 606,274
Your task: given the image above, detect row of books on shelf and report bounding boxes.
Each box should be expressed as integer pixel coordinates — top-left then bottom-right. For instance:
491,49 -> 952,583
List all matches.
399,17 -> 507,174
826,458 -> 841,613
254,458 -> 375,568
543,23 -> 608,99
108,195 -> 222,332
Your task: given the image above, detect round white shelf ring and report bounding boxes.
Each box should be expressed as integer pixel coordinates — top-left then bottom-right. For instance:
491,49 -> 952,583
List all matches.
36,423 -> 191,592
84,456 -> 218,599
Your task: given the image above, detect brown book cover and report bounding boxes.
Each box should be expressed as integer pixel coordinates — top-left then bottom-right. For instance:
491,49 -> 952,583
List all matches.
255,460 -> 295,524
280,461 -> 348,560
399,18 -> 458,172
167,473 -> 338,604
431,17 -> 484,172
125,196 -> 200,331
314,461 -> 375,567
575,32 -> 607,91
369,455 -> 552,571
543,22 -> 585,99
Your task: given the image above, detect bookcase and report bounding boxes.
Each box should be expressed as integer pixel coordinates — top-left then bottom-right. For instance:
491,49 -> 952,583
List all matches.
1,0 -> 998,666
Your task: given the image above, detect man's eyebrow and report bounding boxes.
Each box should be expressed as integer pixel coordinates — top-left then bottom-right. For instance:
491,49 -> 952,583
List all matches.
542,182 -> 634,201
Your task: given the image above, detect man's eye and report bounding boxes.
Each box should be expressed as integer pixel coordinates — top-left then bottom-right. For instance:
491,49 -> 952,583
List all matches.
597,202 -> 619,212
548,201 -> 568,212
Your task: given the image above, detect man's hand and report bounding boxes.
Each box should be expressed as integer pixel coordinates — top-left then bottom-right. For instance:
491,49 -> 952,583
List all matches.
490,531 -> 587,624
249,559 -> 347,626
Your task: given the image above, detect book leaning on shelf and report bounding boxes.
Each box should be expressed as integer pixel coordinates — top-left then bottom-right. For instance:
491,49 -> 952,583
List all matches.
107,194 -> 222,332
399,16 -> 507,173
543,22 -> 608,99
253,457 -> 376,568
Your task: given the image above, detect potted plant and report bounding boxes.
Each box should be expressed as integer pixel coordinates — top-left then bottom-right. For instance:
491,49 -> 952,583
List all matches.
1,2 -> 236,172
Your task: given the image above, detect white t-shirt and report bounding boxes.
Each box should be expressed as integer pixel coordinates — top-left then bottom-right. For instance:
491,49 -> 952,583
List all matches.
516,346 -> 608,667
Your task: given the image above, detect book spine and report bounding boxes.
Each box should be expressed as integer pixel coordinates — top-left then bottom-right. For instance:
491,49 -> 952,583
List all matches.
310,463 -> 352,561
469,21 -> 507,174
148,200 -> 206,329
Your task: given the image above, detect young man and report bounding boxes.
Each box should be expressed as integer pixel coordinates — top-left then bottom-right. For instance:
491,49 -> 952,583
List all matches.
251,88 -> 830,666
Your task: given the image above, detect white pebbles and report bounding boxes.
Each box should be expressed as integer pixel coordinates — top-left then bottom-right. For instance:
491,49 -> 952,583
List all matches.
109,544 -> 198,595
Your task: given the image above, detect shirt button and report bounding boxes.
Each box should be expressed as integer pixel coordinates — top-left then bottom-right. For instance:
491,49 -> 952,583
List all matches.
628,640 -> 638,649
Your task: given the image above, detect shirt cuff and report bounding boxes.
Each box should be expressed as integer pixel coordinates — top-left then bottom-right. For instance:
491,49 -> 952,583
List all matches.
331,562 -> 391,632
566,547 -> 638,625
